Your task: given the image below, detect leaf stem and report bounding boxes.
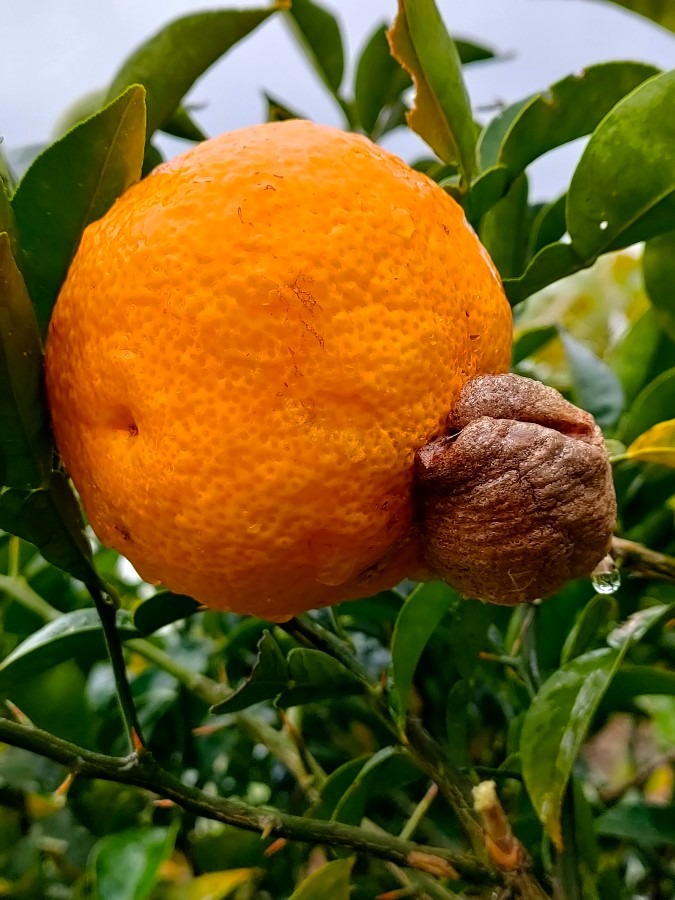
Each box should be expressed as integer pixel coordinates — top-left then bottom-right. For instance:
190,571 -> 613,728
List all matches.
0,717 -> 494,885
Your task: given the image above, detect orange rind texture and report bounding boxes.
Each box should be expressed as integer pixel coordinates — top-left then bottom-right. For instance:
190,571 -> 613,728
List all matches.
45,120 -> 512,618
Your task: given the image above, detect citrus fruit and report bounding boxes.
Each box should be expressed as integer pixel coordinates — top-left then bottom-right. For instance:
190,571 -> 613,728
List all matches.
45,119 -> 512,619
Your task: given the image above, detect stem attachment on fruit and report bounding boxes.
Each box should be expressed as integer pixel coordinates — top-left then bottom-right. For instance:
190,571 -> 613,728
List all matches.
414,374 -> 617,605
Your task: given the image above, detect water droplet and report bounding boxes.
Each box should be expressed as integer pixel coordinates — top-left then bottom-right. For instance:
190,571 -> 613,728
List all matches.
599,219 -> 609,231
591,555 -> 620,594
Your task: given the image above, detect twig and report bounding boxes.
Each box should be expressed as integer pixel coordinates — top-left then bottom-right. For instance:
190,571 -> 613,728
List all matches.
0,717 -> 494,885
612,537 -> 675,583
85,581 -> 144,752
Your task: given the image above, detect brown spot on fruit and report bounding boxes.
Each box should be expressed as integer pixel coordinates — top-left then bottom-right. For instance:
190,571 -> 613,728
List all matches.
414,374 -> 617,604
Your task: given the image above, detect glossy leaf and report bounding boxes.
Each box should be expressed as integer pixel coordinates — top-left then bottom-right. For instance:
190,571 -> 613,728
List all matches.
479,174 -> 530,278
106,6 -> 278,141
597,804 -> 675,846
391,581 -> 458,722
332,747 -> 420,826
167,869 -> 256,900
567,70 -> 675,261
354,24 -> 411,136
561,331 -> 625,427
0,609 -> 139,693
289,857 -> 354,900
11,85 -> 146,334
287,0 -> 344,96
0,234 -> 51,490
622,419 -> 675,467
133,591 -> 202,636
276,648 -> 367,708
211,631 -> 289,714
92,826 -> 176,900
387,0 -> 476,179
643,230 -> 675,341
503,242 -> 583,306
560,593 -> 617,664
499,62 -> 659,177
511,324 -> 558,366
521,647 -> 625,847
0,472 -> 98,583
591,0 -> 675,31
619,366 -> 675,444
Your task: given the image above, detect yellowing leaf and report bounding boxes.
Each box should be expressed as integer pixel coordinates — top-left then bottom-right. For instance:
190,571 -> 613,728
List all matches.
624,419 -> 675,467
387,0 -> 476,180
169,869 -> 257,900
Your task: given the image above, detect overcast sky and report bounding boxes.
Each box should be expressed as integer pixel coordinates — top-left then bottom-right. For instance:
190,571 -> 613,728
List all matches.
1,0 -> 673,199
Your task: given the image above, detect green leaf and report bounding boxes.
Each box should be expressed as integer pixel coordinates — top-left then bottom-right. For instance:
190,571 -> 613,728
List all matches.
211,631 -> 289,715
289,857 -> 354,900
607,307 -> 662,406
607,665 -> 675,703
606,602 -> 674,648
354,24 -> 411,137
332,747 -> 420,825
454,38 -> 497,65
276,648 -> 368,708
619,366 -> 675,444
597,804 -> 675,847
499,62 -> 659,178
92,826 -> 176,900
592,0 -> 675,31
529,193 -> 567,256
479,174 -> 530,279
622,419 -> 675,467
567,70 -> 675,261
0,180 -> 17,254
643,230 -> 675,342
0,608 -> 140,693
391,581 -> 458,723
560,593 -> 617,664
11,85 -> 146,335
0,472 -> 98,584
387,0 -> 476,179
106,6 -> 278,142
133,591 -> 202,636
561,331 -> 625,427
264,92 -> 305,123
465,165 -> 511,224
167,870 -> 257,900
307,757 -> 369,820
478,98 -> 532,171
0,234 -> 51,490
161,105 -> 208,142
286,0 -> 344,96
520,647 -> 626,848
503,241 -> 583,305
511,324 -> 558,366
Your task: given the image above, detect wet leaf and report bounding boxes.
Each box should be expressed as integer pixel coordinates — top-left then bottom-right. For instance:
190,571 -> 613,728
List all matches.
11,85 -> 146,334
211,631 -> 289,714
521,647 -> 625,848
276,648 -> 367,708
643,230 -> 675,342
0,609 -> 139,693
289,857 -> 354,900
133,591 -> 202,636
391,581 -> 459,722
91,826 -> 176,900
0,234 -> 51,490
287,0 -> 344,96
387,0 -> 476,179
561,331 -> 625,427
567,70 -> 675,261
106,7 -> 278,141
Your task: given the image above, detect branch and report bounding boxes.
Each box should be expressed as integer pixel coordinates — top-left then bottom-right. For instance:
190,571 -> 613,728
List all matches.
0,717 -> 494,885
612,537 -> 675,583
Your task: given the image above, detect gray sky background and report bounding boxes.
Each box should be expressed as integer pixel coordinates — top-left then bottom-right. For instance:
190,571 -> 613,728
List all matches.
1,0 -> 673,199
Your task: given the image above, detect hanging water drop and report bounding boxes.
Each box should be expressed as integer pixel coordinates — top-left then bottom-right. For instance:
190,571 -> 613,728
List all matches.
591,554 -> 621,594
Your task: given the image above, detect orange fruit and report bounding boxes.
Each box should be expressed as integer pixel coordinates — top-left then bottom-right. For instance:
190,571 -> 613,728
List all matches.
45,120 -> 512,620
